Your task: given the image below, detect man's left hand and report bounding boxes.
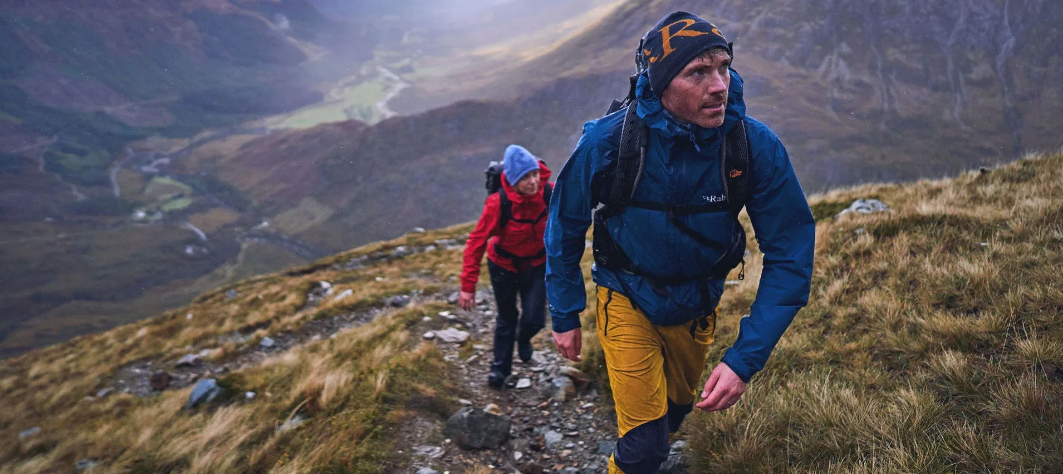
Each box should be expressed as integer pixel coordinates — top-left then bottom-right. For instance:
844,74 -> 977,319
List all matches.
695,362 -> 747,412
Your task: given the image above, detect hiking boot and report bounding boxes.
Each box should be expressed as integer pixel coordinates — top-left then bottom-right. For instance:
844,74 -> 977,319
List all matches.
518,340 -> 533,363
487,370 -> 506,389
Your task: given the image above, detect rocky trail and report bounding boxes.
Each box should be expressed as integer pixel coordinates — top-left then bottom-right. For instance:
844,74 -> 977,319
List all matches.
96,240 -> 690,473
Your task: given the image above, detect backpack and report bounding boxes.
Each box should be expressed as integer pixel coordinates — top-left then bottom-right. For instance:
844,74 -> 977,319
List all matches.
591,75 -> 752,292
483,161 -> 554,268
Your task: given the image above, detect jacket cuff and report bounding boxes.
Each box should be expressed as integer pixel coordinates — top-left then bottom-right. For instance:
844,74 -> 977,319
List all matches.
721,348 -> 755,384
460,279 -> 476,293
549,312 -> 582,333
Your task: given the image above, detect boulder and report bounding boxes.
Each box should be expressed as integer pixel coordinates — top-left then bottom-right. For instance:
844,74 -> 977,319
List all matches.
837,199 -> 890,218
149,371 -> 171,391
176,354 -> 200,368
387,295 -> 411,307
443,407 -> 511,449
74,459 -> 99,471
520,462 -> 545,474
333,289 -> 354,301
434,328 -> 470,344
543,430 -> 564,448
598,440 -> 616,455
550,376 -> 576,401
659,440 -> 689,473
413,445 -> 445,458
559,366 -> 590,386
185,378 -> 225,409
259,337 -> 275,348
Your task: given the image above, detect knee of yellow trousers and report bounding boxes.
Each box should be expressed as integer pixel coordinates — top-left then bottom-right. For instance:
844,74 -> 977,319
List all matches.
611,414 -> 670,474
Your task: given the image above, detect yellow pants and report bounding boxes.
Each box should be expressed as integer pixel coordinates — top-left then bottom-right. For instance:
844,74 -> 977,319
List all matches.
596,287 -> 716,474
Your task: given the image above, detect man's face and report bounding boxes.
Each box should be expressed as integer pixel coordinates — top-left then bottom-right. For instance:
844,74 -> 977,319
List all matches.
660,50 -> 731,129
514,169 -> 541,196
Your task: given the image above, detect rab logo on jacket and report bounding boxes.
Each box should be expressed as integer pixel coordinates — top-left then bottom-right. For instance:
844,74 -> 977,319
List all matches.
729,169 -> 743,179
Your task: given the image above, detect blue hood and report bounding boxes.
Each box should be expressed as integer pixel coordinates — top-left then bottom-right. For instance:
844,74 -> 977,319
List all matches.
633,69 -> 747,144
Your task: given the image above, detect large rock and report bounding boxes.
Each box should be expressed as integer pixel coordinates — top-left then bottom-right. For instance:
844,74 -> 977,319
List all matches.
434,328 -> 470,344
185,378 -> 225,409
149,371 -> 171,391
443,407 -> 511,449
176,354 -> 200,367
550,376 -> 576,401
659,440 -> 689,473
559,366 -> 590,386
543,430 -> 564,448
837,199 -> 890,218
387,294 -> 411,307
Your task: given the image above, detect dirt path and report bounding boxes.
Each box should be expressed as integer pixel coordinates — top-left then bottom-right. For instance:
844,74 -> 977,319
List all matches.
98,242 -> 688,473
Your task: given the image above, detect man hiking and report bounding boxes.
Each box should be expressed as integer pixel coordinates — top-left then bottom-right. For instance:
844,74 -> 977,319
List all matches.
461,145 -> 553,388
544,11 -> 815,473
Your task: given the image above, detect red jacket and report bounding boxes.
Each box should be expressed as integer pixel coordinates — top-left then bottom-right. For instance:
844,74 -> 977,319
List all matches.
461,161 -> 552,292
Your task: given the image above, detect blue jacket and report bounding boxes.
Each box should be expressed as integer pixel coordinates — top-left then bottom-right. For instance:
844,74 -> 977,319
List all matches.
544,70 -> 815,382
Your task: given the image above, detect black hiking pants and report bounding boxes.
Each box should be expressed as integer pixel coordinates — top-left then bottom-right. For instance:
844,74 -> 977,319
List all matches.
487,260 -> 546,376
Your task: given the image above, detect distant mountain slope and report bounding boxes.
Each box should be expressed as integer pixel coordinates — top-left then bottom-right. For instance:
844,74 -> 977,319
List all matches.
0,0 -> 370,164
184,71 -> 625,253
1,151 -> 1060,472
402,0 -> 1063,190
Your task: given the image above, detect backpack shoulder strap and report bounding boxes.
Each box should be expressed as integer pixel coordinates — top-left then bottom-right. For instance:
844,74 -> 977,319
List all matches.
542,182 -> 553,206
605,103 -> 647,214
497,190 -> 512,230
723,119 -> 751,216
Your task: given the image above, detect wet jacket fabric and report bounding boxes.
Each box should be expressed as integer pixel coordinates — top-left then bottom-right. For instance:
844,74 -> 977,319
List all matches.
544,71 -> 815,382
461,161 -> 553,293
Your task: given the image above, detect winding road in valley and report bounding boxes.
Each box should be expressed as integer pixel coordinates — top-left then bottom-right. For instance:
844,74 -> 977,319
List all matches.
375,66 -> 411,120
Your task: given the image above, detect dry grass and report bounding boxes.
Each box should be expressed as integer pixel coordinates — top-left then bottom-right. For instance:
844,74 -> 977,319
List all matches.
680,152 -> 1063,472
2,153 -> 1061,472
0,227 -> 466,474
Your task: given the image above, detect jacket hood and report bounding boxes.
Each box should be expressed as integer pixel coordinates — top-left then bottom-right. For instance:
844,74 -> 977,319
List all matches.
634,68 -> 747,143
501,160 -> 552,203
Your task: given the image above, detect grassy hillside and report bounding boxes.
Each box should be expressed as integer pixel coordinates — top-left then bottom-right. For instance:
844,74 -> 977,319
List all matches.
2,151 -> 1061,472
687,151 -> 1063,471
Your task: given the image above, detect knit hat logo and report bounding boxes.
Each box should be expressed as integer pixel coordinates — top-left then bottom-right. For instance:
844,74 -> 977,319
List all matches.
643,19 -> 724,64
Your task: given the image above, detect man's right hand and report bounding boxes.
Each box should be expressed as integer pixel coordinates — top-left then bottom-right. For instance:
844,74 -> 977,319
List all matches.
552,328 -> 582,362
458,291 -> 475,311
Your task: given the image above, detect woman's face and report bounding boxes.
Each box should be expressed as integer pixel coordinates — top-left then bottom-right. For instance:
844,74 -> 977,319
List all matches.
515,169 -> 541,195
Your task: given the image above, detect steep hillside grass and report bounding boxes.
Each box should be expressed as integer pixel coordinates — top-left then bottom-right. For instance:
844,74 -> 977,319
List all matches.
683,152 -> 1063,472
0,228 -> 471,473
1,152 -> 1061,473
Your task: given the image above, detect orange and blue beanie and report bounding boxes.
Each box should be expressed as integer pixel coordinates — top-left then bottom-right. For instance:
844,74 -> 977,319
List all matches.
641,11 -> 731,96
